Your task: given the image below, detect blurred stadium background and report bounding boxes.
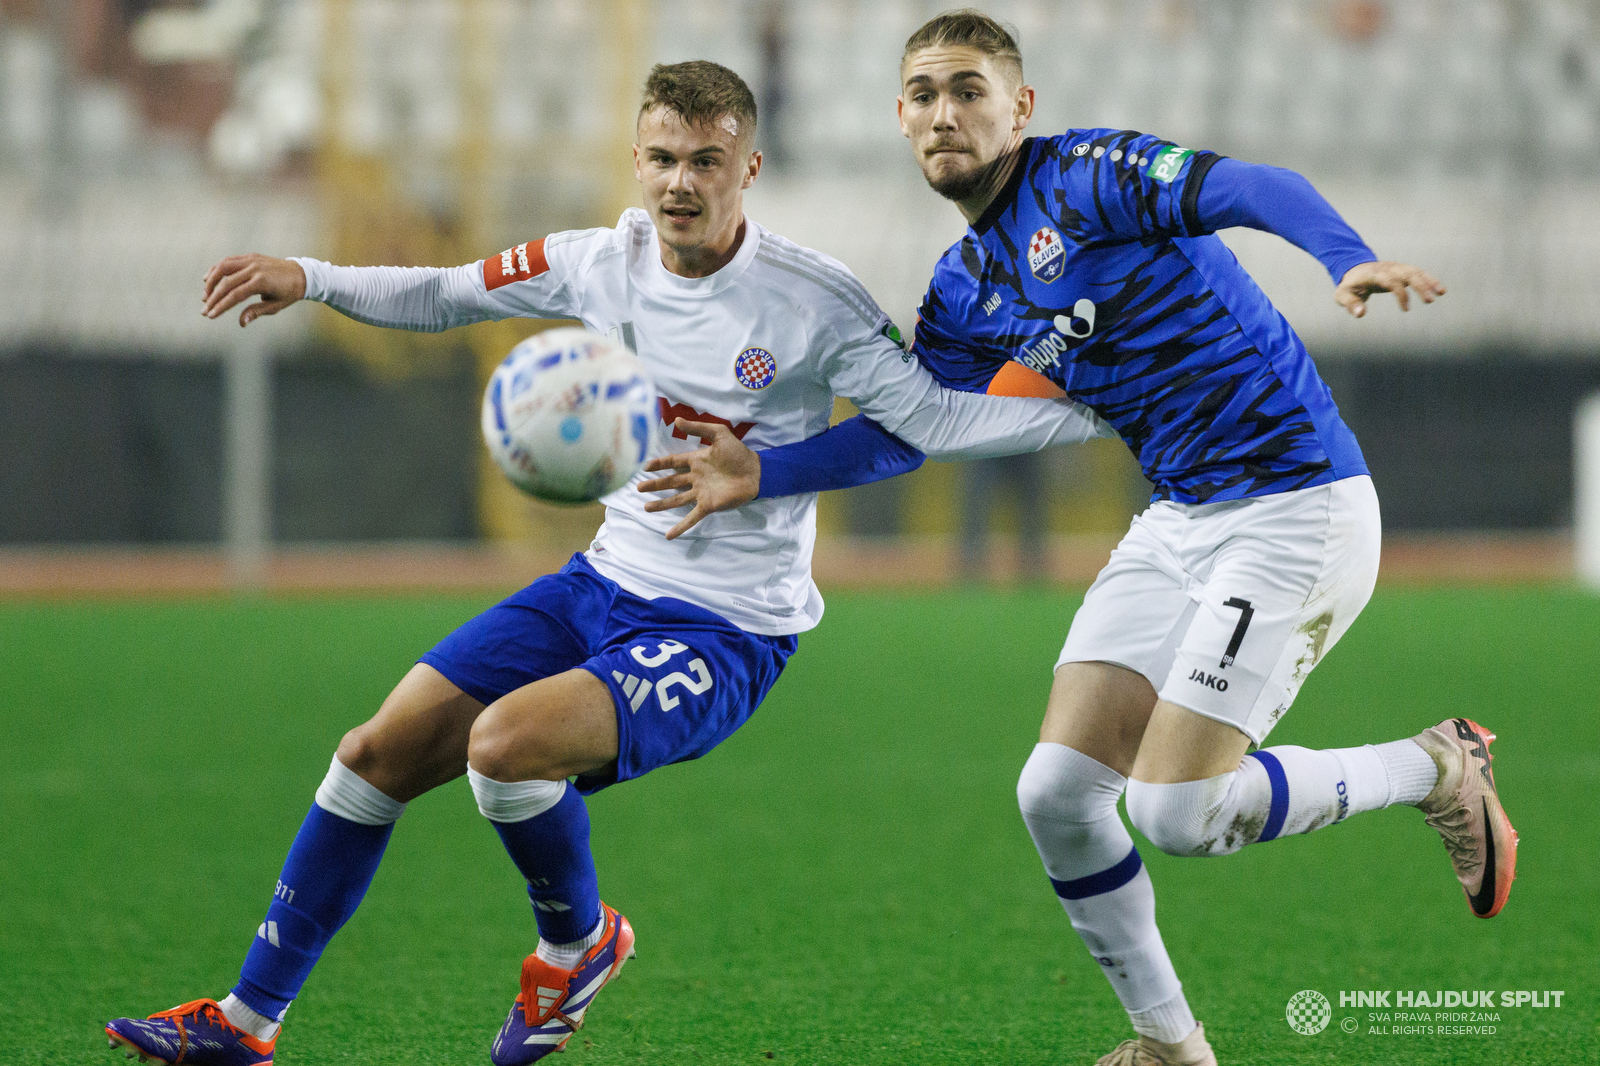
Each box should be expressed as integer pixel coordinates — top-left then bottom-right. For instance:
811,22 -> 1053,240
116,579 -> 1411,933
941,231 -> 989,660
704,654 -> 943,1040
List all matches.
4,7 -> 1598,1064
2,0 -> 1599,586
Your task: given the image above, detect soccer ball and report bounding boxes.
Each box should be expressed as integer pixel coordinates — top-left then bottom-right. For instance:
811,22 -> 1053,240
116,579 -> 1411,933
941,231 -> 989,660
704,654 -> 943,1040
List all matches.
482,327 -> 657,504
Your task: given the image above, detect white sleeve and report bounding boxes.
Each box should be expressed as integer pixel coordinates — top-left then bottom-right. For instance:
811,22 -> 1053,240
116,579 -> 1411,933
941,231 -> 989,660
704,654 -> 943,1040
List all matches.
292,258 -> 492,333
290,230 -> 588,333
820,319 -> 1115,459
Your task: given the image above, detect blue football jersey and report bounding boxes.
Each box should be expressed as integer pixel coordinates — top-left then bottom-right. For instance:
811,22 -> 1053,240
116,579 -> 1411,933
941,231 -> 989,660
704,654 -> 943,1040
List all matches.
911,130 -> 1368,504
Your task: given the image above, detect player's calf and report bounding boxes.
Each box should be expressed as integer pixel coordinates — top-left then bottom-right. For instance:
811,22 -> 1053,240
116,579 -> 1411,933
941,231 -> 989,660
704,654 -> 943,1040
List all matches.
1125,739 -> 1439,857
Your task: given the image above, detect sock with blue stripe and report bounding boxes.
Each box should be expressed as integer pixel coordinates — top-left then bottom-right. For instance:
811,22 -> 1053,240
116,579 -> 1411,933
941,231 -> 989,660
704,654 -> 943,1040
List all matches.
468,769 -> 603,956
229,756 -> 405,1032
1018,743 -> 1195,1042
1124,740 -> 1436,857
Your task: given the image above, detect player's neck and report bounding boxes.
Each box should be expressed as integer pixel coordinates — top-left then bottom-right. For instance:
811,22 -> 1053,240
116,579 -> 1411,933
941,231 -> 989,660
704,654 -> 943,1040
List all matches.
659,217 -> 748,279
953,136 -> 1027,225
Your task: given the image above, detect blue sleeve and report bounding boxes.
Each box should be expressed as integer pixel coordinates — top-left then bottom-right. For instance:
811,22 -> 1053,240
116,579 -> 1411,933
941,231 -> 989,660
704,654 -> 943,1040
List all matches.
908,244 -> 1006,393
1064,130 -> 1222,243
755,415 -> 926,499
1193,157 -> 1377,284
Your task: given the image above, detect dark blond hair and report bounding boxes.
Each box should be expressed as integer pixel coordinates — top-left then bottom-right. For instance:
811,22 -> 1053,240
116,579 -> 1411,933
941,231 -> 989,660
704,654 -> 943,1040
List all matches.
638,61 -> 758,145
901,9 -> 1023,86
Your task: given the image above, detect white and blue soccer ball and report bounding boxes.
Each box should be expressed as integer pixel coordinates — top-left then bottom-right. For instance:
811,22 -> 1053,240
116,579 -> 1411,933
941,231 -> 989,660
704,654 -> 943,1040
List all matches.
482,327 -> 657,504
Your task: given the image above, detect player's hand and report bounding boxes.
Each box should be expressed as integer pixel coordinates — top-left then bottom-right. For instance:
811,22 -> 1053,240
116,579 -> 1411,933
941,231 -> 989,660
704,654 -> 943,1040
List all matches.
203,253 -> 307,327
1335,261 -> 1446,318
637,419 -> 761,540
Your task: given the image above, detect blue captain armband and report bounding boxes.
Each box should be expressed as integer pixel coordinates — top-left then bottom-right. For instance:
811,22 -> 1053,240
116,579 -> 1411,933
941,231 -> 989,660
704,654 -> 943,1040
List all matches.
755,415 -> 926,499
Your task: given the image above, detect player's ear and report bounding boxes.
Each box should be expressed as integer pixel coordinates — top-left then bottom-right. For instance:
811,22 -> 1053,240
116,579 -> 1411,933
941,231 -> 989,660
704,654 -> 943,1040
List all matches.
1013,84 -> 1035,131
742,149 -> 762,189
633,142 -> 643,182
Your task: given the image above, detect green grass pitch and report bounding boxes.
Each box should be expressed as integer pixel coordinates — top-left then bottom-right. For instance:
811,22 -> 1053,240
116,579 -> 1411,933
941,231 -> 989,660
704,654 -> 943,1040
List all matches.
1,585 -> 1595,1065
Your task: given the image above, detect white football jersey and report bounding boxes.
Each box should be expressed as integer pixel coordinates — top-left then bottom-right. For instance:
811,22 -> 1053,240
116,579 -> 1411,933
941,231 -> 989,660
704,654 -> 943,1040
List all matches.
296,208 -> 1108,634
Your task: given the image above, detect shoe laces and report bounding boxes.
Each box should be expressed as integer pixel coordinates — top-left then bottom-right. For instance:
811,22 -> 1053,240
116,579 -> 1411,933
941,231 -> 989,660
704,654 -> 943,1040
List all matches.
1098,1039 -> 1159,1066
1424,803 -> 1483,878
151,999 -> 235,1031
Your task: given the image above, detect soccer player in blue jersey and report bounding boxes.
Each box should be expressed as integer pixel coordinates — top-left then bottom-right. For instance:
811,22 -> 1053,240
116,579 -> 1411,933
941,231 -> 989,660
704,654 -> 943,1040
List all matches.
640,12 -> 1518,1065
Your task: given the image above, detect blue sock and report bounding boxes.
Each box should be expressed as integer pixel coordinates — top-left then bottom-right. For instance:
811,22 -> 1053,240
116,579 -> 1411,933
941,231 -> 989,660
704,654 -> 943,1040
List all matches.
489,785 -> 602,945
232,803 -> 393,1020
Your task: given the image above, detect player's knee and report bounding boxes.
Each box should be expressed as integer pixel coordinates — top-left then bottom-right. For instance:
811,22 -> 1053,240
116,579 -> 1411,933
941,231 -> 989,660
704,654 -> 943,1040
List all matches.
1017,743 -> 1125,823
466,704 -> 556,782
335,721 -> 385,780
465,712 -> 517,781
1124,775 -> 1234,857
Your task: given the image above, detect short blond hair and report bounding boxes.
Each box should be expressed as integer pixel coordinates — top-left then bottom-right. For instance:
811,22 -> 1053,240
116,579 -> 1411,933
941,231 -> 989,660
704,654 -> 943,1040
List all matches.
638,60 -> 758,145
902,9 -> 1023,86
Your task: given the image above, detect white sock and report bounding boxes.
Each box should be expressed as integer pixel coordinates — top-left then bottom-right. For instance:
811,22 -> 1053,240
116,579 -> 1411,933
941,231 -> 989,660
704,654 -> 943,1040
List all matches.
218,993 -> 281,1040
1375,738 -> 1440,806
467,768 -> 567,822
1128,990 -> 1199,1044
1126,741 -> 1426,857
535,915 -> 606,969
1017,743 -> 1189,1022
314,755 -> 407,825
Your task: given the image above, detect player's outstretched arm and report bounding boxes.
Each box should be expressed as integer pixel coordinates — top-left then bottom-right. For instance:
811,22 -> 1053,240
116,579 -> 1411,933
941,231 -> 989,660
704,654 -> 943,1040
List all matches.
203,254 -> 307,327
1191,158 -> 1447,318
1335,260 -> 1446,318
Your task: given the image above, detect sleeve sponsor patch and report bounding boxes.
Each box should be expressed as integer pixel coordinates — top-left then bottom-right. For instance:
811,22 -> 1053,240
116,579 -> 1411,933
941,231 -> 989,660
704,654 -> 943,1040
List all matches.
1148,147 -> 1193,184
483,238 -> 549,291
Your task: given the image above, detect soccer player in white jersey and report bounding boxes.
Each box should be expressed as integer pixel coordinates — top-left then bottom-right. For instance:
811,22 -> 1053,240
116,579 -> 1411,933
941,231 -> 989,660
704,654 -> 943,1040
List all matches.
640,15 -> 1518,1066
103,61 -> 1109,1066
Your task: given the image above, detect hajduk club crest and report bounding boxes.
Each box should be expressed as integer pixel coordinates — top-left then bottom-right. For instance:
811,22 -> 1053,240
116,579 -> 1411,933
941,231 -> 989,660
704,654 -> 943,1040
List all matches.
1028,227 -> 1066,283
734,347 -> 777,390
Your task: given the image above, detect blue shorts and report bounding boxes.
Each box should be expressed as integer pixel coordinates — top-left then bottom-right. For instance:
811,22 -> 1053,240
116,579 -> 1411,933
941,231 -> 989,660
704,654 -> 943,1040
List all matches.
420,553 -> 797,792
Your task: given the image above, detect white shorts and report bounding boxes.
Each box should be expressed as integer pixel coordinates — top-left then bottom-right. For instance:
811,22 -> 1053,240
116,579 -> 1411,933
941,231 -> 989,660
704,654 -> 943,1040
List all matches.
1057,475 -> 1381,745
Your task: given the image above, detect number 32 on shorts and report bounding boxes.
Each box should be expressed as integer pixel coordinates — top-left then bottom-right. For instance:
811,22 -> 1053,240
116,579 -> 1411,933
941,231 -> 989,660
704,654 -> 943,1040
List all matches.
625,639 -> 715,711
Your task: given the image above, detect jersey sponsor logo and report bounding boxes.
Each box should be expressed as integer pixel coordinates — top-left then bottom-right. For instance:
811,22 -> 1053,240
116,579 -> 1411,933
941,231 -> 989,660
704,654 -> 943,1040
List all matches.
1027,227 -> 1066,282
983,292 -> 1002,315
484,238 -> 549,291
880,321 -> 904,348
658,397 -> 756,441
1148,146 -> 1193,184
1018,298 -> 1096,373
734,347 -> 776,390
1072,142 -> 1090,157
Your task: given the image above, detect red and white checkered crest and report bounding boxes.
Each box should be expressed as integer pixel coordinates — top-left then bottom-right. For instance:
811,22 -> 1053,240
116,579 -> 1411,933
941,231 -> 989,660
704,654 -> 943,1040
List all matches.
1027,226 -> 1066,282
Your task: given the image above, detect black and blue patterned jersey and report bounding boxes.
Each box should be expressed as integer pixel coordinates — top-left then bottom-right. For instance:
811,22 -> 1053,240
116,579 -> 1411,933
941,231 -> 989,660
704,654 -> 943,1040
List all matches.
912,130 -> 1371,504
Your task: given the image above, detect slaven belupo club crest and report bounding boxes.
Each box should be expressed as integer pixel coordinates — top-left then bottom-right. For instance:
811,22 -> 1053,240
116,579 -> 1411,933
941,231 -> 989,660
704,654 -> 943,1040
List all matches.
1028,227 -> 1066,283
